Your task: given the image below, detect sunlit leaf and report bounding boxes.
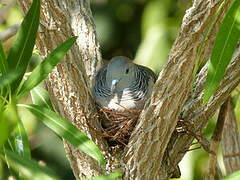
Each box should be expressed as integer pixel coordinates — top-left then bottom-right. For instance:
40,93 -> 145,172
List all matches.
6,0 -> 40,93
0,150 -> 60,180
18,37 -> 77,98
223,170 -> 240,180
85,171 -> 123,180
30,86 -> 54,110
14,120 -> 31,159
0,113 -> 9,147
18,104 -> 106,167
203,0 -> 240,103
0,103 -> 19,148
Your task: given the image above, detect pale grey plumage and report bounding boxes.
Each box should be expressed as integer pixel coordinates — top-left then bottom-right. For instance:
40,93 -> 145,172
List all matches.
93,56 -> 157,111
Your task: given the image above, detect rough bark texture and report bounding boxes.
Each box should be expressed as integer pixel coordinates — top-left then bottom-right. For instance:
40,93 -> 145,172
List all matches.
222,98 -> 240,174
206,99 -> 229,180
160,44 -> 240,179
18,0 -> 107,178
17,0 -> 240,179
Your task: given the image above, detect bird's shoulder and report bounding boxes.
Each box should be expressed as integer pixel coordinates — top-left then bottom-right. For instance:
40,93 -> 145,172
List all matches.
136,64 -> 157,82
93,66 -> 111,99
95,66 -> 107,82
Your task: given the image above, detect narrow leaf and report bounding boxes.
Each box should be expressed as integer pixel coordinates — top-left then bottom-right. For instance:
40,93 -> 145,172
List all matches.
0,40 -> 7,73
0,113 -> 10,147
18,104 -> 106,167
6,0 -> 40,93
0,70 -> 20,89
0,103 -> 19,148
0,150 -> 60,180
223,170 -> 240,180
203,0 -> 240,103
14,120 -> 31,159
30,86 -> 54,110
18,37 -> 77,97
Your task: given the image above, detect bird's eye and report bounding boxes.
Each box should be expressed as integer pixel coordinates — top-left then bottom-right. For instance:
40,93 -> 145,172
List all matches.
125,69 -> 129,74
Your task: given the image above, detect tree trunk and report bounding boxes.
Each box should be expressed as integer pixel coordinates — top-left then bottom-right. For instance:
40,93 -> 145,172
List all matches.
17,0 -> 240,179
222,98 -> 240,174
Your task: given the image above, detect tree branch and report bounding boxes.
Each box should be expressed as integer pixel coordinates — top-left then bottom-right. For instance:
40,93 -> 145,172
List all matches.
161,32 -> 240,179
222,98 -> 240,174
0,23 -> 20,41
17,0 -> 107,178
205,98 -> 228,180
123,0 -> 227,179
17,0 -> 239,179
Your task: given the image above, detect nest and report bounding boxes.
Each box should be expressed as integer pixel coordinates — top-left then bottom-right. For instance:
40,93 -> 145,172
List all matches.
95,107 -> 141,146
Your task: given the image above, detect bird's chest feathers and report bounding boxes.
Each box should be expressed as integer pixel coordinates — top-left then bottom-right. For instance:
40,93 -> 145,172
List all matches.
111,88 -> 132,101
108,88 -> 137,109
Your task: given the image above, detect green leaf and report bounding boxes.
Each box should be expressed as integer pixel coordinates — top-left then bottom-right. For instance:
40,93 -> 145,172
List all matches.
0,113 -> 10,147
0,150 -> 60,180
17,37 -> 77,97
86,171 -> 123,180
6,0 -> 40,93
18,104 -> 106,167
0,70 -> 20,89
0,40 -> 7,74
203,0 -> 240,103
223,170 -> 240,180
0,103 -> 19,148
14,120 -> 31,159
30,86 -> 54,110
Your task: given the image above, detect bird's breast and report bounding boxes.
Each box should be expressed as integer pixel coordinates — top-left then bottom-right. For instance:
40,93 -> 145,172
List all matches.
105,88 -> 146,111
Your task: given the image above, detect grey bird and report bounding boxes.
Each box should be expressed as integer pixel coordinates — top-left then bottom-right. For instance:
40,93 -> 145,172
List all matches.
93,56 -> 157,111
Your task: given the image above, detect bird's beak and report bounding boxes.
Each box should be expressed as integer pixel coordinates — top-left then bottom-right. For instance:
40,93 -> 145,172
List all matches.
111,79 -> 120,93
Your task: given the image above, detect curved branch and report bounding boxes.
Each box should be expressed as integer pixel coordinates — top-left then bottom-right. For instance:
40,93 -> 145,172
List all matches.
161,37 -> 240,179
17,0 -> 107,178
123,0 -> 226,179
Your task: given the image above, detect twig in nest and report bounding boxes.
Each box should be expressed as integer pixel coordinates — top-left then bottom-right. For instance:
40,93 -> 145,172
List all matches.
100,108 -> 140,146
87,107 -> 141,146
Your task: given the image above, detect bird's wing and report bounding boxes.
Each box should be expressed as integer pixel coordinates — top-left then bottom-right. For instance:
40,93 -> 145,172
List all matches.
95,66 -> 107,84
93,66 -> 111,98
137,65 -> 157,82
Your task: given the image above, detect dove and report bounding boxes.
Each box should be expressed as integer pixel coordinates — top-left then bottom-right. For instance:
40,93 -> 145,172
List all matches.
93,56 -> 157,111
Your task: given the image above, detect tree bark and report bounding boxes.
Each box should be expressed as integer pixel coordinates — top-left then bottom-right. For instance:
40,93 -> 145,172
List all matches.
222,98 -> 240,174
18,0 -> 107,178
17,0 -> 240,179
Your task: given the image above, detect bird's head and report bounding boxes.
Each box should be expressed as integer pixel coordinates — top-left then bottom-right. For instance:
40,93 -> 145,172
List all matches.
106,56 -> 136,93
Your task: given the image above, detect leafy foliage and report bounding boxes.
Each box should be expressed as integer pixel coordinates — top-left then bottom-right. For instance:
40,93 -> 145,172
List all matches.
0,0 -> 108,179
223,170 -> 240,180
19,104 -> 106,167
0,150 -> 60,180
17,37 -> 77,98
203,0 -> 240,103
6,0 -> 40,93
